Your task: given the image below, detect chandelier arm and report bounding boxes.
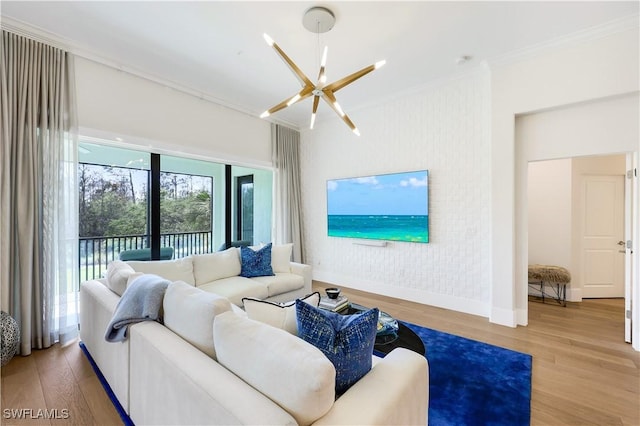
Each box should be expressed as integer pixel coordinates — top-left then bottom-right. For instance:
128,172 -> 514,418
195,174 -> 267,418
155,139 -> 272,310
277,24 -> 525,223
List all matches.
263,87 -> 315,116
321,91 -> 358,133
311,95 -> 320,114
317,46 -> 328,83
270,41 -> 315,88
317,65 -> 326,83
323,64 -> 377,93
309,95 -> 321,129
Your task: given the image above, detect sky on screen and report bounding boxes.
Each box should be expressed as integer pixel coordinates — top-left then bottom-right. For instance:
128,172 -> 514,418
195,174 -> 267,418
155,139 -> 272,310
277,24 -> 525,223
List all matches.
327,171 -> 428,216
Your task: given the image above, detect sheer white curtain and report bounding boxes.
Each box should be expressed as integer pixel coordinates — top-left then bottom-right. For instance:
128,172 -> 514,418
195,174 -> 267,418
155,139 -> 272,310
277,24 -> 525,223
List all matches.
1,31 -> 79,354
271,124 -> 305,263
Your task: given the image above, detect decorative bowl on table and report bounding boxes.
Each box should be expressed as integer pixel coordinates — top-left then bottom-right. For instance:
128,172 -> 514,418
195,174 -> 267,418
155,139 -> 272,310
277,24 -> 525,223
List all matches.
325,287 -> 341,299
377,311 -> 399,337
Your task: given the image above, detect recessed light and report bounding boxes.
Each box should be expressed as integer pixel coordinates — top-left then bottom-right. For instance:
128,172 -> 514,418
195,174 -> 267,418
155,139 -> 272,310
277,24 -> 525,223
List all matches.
455,55 -> 472,65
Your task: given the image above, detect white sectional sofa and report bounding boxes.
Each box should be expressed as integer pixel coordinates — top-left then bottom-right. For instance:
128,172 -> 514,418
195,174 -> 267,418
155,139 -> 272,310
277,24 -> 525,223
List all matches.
79,245 -> 429,425
123,244 -> 312,306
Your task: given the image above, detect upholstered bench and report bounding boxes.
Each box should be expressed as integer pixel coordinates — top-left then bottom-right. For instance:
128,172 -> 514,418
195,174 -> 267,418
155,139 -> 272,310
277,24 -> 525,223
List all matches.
528,264 -> 571,307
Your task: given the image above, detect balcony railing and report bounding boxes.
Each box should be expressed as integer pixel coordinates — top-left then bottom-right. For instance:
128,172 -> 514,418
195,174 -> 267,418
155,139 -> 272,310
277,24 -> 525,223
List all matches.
79,231 -> 213,282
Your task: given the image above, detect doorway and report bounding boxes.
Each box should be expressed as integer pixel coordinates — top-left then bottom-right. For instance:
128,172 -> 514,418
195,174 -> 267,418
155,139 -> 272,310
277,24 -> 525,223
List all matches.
527,154 -> 628,334
515,93 -> 639,349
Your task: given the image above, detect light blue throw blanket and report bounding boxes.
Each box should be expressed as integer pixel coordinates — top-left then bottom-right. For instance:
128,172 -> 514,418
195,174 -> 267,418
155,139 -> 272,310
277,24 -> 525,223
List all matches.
105,274 -> 170,342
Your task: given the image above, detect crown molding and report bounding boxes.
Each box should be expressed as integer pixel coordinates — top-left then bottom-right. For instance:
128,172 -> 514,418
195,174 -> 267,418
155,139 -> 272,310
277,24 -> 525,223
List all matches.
3,13 -> 636,132
1,16 -> 300,131
310,15 -> 639,130
489,14 -> 639,68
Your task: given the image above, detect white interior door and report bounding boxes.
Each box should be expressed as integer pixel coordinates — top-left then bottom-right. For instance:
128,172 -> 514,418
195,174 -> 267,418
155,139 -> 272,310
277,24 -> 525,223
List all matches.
581,175 -> 625,298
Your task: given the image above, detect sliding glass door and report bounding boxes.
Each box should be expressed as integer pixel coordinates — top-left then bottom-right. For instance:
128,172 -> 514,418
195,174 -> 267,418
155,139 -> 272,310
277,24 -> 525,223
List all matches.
78,142 -> 151,281
160,155 -> 221,256
78,139 -> 273,281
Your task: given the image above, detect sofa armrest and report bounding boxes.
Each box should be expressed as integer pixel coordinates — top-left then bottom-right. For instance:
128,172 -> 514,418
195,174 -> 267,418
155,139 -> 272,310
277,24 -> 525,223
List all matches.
79,280 -> 131,412
290,262 -> 312,294
312,348 -> 429,426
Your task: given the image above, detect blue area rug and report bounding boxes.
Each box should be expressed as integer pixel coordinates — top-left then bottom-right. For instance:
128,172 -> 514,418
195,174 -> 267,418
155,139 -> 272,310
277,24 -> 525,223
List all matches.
79,342 -> 134,426
399,322 -> 532,426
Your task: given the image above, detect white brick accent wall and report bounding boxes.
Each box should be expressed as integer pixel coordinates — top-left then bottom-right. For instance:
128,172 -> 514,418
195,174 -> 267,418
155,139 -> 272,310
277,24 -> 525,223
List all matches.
300,68 -> 492,317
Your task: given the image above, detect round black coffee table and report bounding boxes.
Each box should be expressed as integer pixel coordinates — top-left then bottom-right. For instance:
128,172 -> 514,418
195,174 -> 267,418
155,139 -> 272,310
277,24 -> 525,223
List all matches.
373,321 -> 425,356
344,303 -> 425,356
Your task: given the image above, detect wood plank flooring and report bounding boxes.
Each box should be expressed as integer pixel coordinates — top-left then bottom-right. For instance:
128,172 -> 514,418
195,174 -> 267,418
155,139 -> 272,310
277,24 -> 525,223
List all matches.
1,340 -> 121,425
1,282 -> 638,425
313,282 -> 640,426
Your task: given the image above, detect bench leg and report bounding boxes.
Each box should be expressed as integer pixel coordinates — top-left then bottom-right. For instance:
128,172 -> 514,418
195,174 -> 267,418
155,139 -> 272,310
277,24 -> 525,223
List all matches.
529,281 -> 568,307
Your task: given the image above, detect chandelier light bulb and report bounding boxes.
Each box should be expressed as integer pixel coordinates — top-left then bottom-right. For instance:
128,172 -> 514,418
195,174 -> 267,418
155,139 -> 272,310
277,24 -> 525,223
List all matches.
310,113 -> 316,129
353,128 -> 361,136
375,60 -> 386,69
287,94 -> 301,106
333,101 -> 345,117
260,111 -> 270,118
263,33 -> 274,46
321,46 -> 328,67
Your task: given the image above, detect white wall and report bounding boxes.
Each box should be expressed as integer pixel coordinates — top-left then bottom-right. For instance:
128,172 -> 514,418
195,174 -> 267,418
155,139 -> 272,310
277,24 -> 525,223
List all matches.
300,68 -> 492,318
527,159 -> 573,269
302,22 -> 638,326
494,24 -> 639,327
75,57 -> 272,167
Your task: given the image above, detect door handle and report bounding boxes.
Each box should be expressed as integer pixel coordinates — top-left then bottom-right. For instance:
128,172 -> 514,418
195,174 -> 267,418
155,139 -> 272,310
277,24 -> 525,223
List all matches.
617,240 -> 625,246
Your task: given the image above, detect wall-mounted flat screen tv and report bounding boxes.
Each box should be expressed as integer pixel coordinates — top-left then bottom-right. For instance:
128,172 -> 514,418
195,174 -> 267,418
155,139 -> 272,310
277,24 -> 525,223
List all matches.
327,170 -> 429,243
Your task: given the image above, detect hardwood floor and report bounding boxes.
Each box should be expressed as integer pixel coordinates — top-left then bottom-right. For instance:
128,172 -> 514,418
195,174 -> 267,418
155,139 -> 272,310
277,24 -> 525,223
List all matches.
1,283 -> 638,425
1,340 -> 121,425
313,282 -> 640,426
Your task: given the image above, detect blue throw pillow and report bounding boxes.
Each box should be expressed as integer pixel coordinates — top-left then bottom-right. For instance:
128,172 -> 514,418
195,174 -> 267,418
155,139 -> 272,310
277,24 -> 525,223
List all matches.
240,243 -> 275,278
295,299 -> 379,394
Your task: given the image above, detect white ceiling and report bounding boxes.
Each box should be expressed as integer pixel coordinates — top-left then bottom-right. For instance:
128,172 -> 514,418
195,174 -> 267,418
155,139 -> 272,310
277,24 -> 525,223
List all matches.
2,1 -> 638,129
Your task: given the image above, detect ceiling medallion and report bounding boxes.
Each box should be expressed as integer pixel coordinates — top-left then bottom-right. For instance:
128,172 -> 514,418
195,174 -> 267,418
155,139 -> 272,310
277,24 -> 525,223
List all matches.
260,6 -> 386,136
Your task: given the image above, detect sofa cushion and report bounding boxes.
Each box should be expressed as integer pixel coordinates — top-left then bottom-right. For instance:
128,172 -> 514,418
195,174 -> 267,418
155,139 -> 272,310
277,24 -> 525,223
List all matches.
214,311 -> 335,425
163,281 -> 232,359
242,292 -> 320,335
240,243 -> 274,278
105,260 -> 137,296
126,257 -> 195,285
197,276 -> 269,307
250,272 -> 304,298
296,300 -> 379,395
270,243 -> 293,273
192,248 -> 241,285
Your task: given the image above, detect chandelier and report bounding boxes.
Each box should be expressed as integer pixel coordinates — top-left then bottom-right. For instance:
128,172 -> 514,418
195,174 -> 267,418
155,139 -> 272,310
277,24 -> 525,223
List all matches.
260,7 -> 385,136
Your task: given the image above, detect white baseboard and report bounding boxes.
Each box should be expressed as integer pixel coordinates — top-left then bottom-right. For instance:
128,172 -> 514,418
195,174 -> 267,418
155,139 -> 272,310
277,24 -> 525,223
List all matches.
490,306 -> 517,328
313,269 -> 491,320
516,308 -> 528,326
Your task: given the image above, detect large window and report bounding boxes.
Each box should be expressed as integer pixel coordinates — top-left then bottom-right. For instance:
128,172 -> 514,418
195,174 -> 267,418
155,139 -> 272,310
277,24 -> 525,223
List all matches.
78,143 -> 150,281
78,163 -> 148,238
78,139 -> 272,281
160,154 -> 218,257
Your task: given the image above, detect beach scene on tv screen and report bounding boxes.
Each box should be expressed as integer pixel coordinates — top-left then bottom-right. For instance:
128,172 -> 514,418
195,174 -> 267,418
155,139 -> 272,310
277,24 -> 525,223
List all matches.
327,170 -> 429,243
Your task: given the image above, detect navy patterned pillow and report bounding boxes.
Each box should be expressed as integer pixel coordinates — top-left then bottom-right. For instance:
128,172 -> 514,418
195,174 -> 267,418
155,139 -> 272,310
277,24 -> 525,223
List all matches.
240,243 -> 275,278
296,300 -> 379,394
